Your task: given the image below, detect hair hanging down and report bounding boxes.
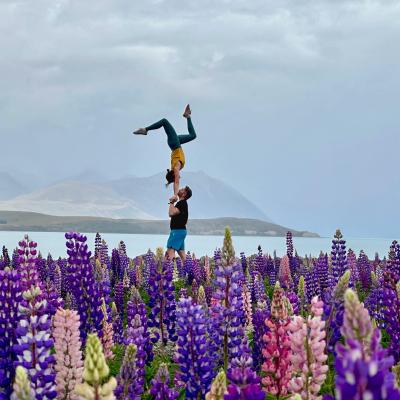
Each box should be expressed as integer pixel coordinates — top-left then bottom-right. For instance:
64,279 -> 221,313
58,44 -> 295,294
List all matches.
165,169 -> 175,186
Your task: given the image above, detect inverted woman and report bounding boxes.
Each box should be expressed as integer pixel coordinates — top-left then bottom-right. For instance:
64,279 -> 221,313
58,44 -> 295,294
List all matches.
133,104 -> 196,196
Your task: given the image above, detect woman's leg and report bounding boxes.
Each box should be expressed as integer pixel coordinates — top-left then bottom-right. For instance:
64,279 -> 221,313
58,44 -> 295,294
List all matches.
177,117 -> 197,145
146,118 -> 180,150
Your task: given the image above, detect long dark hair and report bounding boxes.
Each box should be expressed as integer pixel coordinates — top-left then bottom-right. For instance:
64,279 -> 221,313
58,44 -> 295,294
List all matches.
165,169 -> 175,186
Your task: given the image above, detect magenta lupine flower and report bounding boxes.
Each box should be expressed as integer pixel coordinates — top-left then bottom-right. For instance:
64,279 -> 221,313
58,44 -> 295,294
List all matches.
289,297 -> 328,399
278,255 -> 292,289
262,283 -> 291,397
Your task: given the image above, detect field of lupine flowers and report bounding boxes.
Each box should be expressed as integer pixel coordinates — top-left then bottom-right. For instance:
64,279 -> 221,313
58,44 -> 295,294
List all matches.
0,228 -> 399,400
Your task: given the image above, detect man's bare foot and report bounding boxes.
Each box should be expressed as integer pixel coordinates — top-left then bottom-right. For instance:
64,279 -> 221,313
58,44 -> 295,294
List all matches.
183,104 -> 191,118
133,128 -> 148,135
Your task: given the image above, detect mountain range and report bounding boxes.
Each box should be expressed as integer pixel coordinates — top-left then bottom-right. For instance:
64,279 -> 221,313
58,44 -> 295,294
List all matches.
0,170 -> 272,221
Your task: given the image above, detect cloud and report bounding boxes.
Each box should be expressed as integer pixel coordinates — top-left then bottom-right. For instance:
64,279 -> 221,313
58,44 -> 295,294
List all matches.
0,0 -> 399,237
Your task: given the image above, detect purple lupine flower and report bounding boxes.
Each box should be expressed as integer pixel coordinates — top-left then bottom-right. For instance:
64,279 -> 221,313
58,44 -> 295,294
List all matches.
225,345 -> 264,400
36,254 -> 47,282
12,248 -> 20,269
184,253 -> 195,284
380,275 -> 400,362
324,270 -> 350,352
305,266 -> 320,301
240,252 -> 248,275
111,248 -> 121,287
210,258 -> 248,371
192,279 -> 199,302
94,232 -> 102,258
176,297 -> 213,399
125,315 -> 146,397
65,231 -> 103,341
126,287 -> 153,363
149,363 -> 179,400
316,252 -> 329,299
0,269 -> 22,399
330,229 -> 347,286
114,281 -> 125,319
57,257 -> 67,297
347,249 -> 358,287
14,286 -> 56,400
17,235 -> 41,292
119,240 -> 127,256
1,246 -> 10,269
252,305 -> 270,372
253,272 -> 266,304
335,289 -> 400,399
357,250 -> 372,291
115,343 -> 139,399
148,257 -> 177,346
266,255 -> 276,286
111,302 -> 124,345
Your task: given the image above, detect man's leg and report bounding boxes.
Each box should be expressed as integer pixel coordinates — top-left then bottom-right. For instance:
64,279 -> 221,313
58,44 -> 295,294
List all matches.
146,118 -> 181,150
178,250 -> 186,263
177,117 -> 196,145
166,247 -> 175,261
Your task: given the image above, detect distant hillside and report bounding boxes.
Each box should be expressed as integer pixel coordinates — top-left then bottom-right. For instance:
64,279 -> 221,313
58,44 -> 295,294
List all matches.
0,172 -> 27,200
0,210 -> 319,237
0,171 -> 271,221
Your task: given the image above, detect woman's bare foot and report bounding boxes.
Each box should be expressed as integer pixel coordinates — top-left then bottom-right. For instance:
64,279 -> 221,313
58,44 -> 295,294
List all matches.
183,104 -> 191,118
133,128 -> 148,135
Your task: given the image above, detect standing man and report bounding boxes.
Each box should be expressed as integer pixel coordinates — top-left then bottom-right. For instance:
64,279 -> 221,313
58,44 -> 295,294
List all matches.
166,186 -> 192,262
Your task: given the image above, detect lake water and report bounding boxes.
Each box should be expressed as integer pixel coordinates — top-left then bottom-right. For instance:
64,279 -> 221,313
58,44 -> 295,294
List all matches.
0,231 -> 397,259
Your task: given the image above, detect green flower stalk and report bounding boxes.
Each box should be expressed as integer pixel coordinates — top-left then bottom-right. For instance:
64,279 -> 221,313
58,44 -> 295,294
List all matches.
222,227 -> 235,266
297,276 -> 306,315
393,362 -> 400,388
205,370 -> 227,400
75,334 -> 117,400
341,288 -> 373,355
11,366 -> 34,400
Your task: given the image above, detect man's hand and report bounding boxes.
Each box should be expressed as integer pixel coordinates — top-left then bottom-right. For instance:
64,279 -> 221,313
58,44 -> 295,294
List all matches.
169,195 -> 178,204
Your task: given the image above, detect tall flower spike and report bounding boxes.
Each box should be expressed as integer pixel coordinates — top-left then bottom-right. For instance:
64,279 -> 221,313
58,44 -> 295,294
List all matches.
222,227 -> 235,266
206,371 -> 227,400
341,289 -> 373,354
74,334 -> 117,400
11,367 -> 35,400
0,269 -> 22,398
262,282 -> 291,397
288,297 -> 328,399
14,286 -> 56,400
115,344 -> 138,400
53,308 -> 83,400
176,297 -> 213,398
100,301 -> 114,361
65,232 -> 103,342
149,363 -> 179,400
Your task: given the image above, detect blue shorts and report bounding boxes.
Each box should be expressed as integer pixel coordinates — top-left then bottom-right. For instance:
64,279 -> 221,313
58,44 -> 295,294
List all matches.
167,229 -> 187,251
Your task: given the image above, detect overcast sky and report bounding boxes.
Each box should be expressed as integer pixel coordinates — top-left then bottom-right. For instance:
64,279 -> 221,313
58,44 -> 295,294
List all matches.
1,0 -> 399,238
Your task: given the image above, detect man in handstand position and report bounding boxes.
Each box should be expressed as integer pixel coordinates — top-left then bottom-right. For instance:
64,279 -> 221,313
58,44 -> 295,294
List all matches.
165,185 -> 192,262
133,105 -> 196,196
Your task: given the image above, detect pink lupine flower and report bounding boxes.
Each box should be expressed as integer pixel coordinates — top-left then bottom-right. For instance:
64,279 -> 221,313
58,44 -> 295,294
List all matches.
262,283 -> 292,398
53,308 -> 83,400
289,297 -> 328,399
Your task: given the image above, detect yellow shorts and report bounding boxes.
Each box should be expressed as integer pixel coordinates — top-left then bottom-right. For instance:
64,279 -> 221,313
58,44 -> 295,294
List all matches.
171,147 -> 185,169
